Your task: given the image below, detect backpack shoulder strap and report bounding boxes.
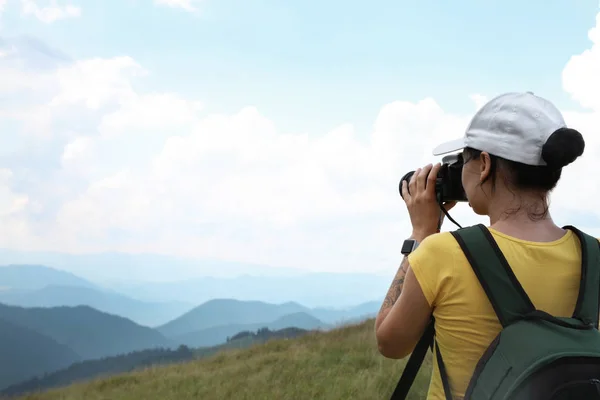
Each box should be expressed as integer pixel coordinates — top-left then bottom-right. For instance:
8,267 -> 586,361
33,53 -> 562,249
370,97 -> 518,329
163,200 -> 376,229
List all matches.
389,318 -> 453,400
451,224 -> 535,327
389,319 -> 434,400
565,225 -> 600,328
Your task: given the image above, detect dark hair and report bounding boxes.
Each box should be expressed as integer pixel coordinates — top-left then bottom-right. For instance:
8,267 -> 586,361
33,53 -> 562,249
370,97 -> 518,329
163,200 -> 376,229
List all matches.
463,127 -> 585,220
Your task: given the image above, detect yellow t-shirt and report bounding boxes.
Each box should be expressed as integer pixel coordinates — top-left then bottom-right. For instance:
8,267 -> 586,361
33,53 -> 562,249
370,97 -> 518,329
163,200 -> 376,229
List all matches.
409,227 -> 586,400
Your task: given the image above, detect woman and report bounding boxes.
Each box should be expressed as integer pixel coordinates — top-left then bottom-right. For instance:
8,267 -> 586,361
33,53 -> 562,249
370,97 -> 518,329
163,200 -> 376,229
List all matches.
374,92 -> 587,399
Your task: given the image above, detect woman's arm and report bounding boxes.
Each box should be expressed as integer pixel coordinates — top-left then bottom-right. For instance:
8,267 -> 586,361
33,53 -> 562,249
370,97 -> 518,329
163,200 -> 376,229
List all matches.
374,163 -> 454,358
374,255 -> 410,332
374,257 -> 432,359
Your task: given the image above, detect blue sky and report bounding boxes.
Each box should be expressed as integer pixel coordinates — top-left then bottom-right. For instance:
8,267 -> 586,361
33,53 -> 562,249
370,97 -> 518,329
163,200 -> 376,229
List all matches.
0,0 -> 599,280
3,0 -> 598,135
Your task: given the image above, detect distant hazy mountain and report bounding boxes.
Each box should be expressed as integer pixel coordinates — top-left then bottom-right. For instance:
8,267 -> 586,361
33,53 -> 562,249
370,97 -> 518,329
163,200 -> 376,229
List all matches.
0,284 -> 193,327
0,264 -> 381,328
0,250 -> 391,309
0,303 -> 174,360
111,273 -> 388,309
0,317 -> 81,391
0,249 -> 303,283
309,300 -> 381,325
157,298 -> 379,341
157,299 -> 310,337
270,312 -> 328,330
172,311 -> 327,348
0,265 -> 97,291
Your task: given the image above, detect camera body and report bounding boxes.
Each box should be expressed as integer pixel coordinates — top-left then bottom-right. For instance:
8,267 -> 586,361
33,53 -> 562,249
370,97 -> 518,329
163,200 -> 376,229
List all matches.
399,153 -> 468,203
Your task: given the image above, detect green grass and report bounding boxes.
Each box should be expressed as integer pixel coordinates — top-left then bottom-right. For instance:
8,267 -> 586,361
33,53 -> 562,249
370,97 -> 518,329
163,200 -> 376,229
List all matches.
12,318 -> 432,400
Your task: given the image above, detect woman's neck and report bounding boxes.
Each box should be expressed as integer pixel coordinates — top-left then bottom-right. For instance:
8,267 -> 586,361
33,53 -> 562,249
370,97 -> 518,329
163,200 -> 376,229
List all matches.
487,191 -> 566,242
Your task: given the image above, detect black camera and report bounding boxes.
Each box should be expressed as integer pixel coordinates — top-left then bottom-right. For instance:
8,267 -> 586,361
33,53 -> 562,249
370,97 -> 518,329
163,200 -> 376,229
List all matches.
399,153 -> 468,203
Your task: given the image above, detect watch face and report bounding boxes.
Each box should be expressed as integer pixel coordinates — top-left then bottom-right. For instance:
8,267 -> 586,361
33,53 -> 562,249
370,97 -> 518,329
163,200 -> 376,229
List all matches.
401,240 -> 415,254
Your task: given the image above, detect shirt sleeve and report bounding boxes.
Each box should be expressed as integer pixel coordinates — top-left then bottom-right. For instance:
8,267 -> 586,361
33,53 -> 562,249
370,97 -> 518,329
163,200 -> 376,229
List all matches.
408,232 -> 456,308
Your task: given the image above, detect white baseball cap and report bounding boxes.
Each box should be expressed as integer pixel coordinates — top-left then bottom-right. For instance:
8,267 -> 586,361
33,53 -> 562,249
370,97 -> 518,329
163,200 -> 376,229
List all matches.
432,92 -> 567,166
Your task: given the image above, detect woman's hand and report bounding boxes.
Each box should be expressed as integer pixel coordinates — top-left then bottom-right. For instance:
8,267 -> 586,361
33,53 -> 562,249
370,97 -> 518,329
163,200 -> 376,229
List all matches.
401,163 -> 456,241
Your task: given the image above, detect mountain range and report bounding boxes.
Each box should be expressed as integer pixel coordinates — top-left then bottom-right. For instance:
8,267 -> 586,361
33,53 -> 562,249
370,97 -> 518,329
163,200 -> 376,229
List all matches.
156,298 -> 377,336
0,249 -> 306,282
0,264 -> 383,326
157,299 -> 315,336
0,264 -> 96,290
155,297 -> 378,347
0,317 -> 81,391
0,299 -> 346,392
171,312 -> 326,347
0,264 -> 382,392
0,283 -> 193,328
0,250 -> 392,308
1,318 -> 418,400
0,303 -> 173,360
0,302 -> 174,392
0,265 -> 193,327
109,273 -> 388,308
2,326 -> 310,397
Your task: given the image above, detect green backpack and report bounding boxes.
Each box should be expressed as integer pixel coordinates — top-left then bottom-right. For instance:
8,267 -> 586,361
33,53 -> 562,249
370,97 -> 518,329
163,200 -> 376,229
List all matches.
390,223 -> 600,400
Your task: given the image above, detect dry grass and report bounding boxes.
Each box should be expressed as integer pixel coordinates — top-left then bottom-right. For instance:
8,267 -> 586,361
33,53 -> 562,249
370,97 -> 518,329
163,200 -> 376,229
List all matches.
12,318 -> 432,400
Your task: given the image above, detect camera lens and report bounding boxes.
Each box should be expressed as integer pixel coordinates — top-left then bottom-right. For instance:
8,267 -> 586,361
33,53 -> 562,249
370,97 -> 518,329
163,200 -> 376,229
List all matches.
399,171 -> 415,198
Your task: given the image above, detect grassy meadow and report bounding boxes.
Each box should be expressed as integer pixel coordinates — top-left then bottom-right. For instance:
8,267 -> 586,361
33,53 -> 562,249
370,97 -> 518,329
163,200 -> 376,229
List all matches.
10,318 -> 432,400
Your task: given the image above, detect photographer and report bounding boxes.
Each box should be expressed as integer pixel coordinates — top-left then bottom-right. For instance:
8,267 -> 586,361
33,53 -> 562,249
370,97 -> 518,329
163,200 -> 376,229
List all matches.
374,92 -> 588,399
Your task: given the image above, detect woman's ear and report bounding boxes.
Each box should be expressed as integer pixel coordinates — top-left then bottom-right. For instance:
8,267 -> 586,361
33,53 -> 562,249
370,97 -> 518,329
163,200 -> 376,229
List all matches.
479,151 -> 492,183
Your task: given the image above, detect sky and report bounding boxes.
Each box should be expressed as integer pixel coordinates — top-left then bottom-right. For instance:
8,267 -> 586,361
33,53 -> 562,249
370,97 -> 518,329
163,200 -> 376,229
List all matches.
0,0 -> 599,277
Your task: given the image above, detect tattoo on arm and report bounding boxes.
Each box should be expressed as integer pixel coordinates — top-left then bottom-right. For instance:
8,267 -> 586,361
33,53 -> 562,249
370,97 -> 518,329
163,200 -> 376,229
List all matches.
381,256 -> 409,310
375,256 -> 410,329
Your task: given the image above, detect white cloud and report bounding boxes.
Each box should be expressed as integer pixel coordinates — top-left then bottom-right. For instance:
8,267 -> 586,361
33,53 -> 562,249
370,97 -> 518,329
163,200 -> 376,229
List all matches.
469,94 -> 488,110
0,169 -> 34,250
50,57 -> 145,110
0,13 -> 599,275
551,12 -> 600,219
61,136 -> 92,165
20,0 -> 81,23
154,0 -> 200,12
562,13 -> 600,111
0,169 -> 29,217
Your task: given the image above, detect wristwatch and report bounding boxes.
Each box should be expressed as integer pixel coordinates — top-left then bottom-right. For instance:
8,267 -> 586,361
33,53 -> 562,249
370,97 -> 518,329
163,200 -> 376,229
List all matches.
401,239 -> 419,256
